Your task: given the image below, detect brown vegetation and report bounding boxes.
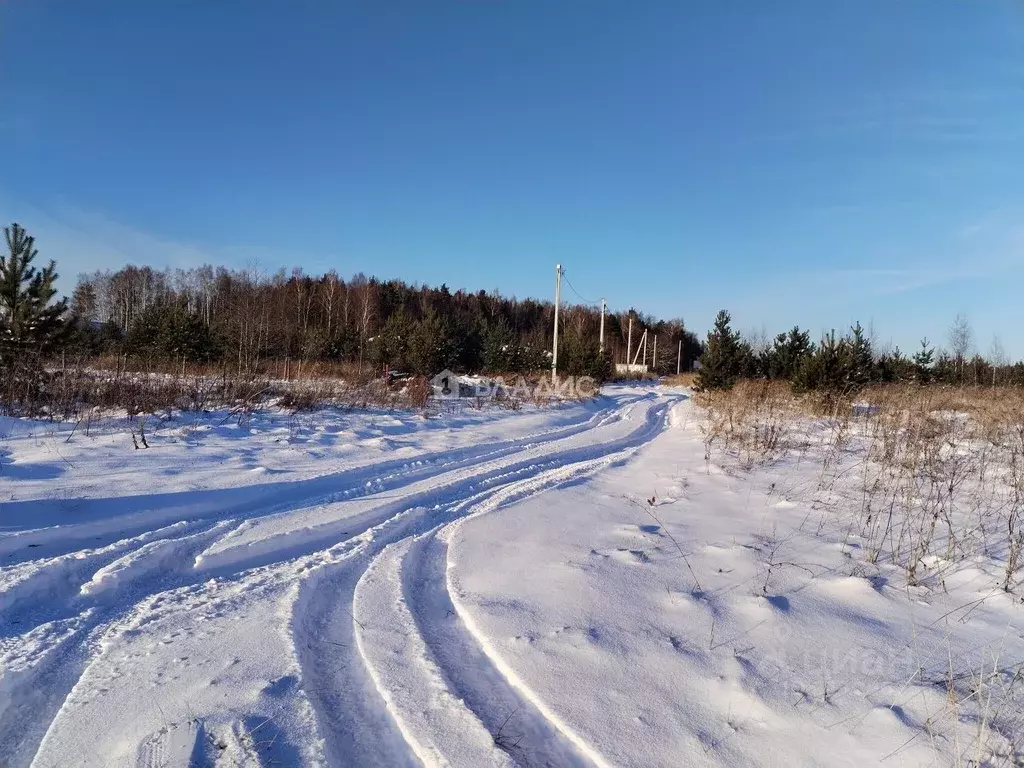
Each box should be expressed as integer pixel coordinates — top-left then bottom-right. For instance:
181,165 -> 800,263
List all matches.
695,381 -> 1024,593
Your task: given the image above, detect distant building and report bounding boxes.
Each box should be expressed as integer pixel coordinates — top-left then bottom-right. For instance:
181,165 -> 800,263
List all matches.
615,363 -> 649,375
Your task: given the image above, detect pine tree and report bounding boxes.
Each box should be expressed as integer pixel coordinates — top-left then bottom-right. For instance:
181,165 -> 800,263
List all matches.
912,338 -> 935,384
761,326 -> 813,380
407,310 -> 460,376
848,322 -> 874,386
370,308 -> 411,371
875,347 -> 910,383
0,223 -> 70,363
483,319 -> 519,372
695,310 -> 743,391
791,325 -> 875,393
559,329 -> 611,381
124,302 -> 218,362
792,330 -> 845,393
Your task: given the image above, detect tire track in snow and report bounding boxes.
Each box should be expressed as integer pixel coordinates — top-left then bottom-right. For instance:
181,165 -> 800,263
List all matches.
2,398 -> 644,766
15,416 -> 642,768
4,399 -> 637,640
1,521 -> 200,621
0,610 -> 95,768
191,395 -> 657,579
355,445 -> 638,767
446,525 -> 619,768
7,392 -> 666,767
0,520 -> 242,768
354,535 -> 516,768
299,394 -> 678,767
0,395 -> 640,566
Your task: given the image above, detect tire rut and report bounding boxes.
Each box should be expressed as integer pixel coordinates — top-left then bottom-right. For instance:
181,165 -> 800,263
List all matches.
302,394 -> 678,766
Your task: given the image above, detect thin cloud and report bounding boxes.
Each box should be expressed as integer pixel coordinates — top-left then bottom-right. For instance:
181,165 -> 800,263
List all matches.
0,201 -> 323,293
0,201 -> 217,284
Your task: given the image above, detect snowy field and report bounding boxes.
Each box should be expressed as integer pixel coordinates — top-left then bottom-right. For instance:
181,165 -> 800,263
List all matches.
1,386 -> 1021,767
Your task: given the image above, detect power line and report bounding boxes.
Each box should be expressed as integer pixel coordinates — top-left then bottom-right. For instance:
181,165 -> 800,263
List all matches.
561,271 -> 600,306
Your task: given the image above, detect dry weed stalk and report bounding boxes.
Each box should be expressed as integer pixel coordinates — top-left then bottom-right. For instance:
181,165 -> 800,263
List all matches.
697,382 -> 1024,594
698,382 -> 1024,763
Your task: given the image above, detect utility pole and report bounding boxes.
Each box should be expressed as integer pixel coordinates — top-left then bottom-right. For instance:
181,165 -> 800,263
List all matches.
677,338 -> 682,375
599,298 -> 606,353
653,335 -> 658,371
626,315 -> 633,370
632,330 -> 646,366
551,264 -> 563,383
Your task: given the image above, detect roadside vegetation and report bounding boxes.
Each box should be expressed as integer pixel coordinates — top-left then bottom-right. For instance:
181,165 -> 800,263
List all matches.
696,379 -> 1024,591
689,311 -> 1024,764
690,310 -> 1024,594
1,223 -> 700,417
695,308 -> 1022,395
691,308 -> 1024,596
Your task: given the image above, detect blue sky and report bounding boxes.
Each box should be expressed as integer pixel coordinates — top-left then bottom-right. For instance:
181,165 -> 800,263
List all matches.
3,1 -> 1022,357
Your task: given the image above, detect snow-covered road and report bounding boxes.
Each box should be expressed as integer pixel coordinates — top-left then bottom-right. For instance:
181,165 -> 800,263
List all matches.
1,389 -> 678,766
2,387 -> 1021,767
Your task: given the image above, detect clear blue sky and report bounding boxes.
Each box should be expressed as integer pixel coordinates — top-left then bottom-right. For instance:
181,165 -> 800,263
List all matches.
3,1 -> 1022,357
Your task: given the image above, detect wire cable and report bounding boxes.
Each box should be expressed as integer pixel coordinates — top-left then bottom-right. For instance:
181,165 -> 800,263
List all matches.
561,270 -> 601,306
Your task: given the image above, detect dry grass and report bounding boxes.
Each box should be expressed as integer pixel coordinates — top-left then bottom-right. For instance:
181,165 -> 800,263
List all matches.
696,380 -> 1024,764
87,355 -> 379,386
3,365 -> 430,420
662,372 -> 698,389
693,380 -> 799,468
3,358 -> 600,421
695,381 -> 1024,593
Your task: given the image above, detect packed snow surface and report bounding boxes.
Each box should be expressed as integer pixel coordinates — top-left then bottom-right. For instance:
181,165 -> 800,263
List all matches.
0,386 -> 1020,767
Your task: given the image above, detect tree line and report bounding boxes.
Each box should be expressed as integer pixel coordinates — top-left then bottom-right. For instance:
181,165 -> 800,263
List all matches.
696,310 -> 1024,393
2,223 -> 703,396
7,222 -> 1018,412
70,266 -> 702,379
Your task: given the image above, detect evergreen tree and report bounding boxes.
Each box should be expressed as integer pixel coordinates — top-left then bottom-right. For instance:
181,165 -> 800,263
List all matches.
75,319 -> 123,357
792,324 -> 875,394
518,329 -> 550,373
159,305 -> 218,362
848,322 -> 874,386
451,315 -> 481,372
370,308 -> 411,371
933,353 -> 957,385
559,329 -> 612,381
0,223 -> 70,362
323,324 -> 359,361
124,302 -> 218,362
737,339 -> 759,379
695,310 -> 743,391
875,347 -> 910,383
912,339 -> 935,384
792,331 -> 847,393
407,310 -> 460,375
483,319 -> 519,372
773,326 -> 813,379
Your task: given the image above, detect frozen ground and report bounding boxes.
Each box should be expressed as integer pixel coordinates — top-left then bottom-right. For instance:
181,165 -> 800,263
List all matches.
0,386 -> 1020,767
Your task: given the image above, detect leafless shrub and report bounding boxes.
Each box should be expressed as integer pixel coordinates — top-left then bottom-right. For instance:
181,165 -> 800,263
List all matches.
406,376 -> 431,410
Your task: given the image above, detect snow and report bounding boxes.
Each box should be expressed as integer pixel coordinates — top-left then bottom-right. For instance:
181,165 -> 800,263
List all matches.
1,387 -> 1021,767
